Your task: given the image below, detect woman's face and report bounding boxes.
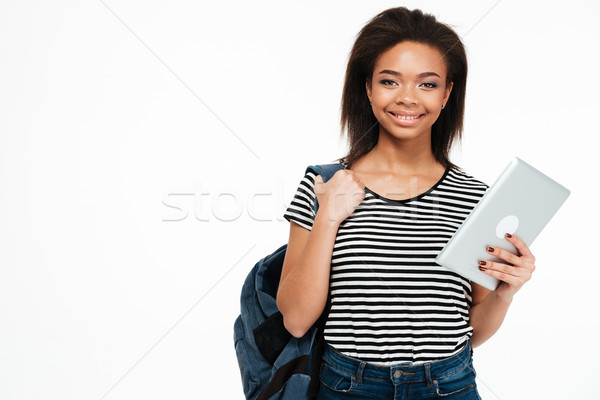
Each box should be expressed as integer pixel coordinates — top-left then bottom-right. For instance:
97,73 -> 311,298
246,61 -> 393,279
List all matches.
366,41 -> 453,142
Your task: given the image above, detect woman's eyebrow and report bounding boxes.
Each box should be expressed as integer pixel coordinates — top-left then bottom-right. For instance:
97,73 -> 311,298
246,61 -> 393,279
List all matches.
378,69 -> 441,79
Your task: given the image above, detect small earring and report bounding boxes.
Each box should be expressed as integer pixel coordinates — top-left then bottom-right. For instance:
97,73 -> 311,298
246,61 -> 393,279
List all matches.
441,104 -> 445,109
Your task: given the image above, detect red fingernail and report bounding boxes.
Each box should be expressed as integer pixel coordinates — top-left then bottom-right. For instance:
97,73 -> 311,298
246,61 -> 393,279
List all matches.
479,260 -> 487,266
487,246 -> 494,252
505,233 -> 512,239
478,266 -> 486,271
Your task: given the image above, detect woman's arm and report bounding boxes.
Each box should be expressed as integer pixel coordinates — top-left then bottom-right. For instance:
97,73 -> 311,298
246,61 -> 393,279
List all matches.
469,283 -> 512,348
468,233 -> 536,348
276,215 -> 340,338
277,171 -> 365,338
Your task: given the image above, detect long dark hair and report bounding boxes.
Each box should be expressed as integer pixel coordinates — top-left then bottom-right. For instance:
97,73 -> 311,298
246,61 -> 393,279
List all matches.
335,7 -> 468,172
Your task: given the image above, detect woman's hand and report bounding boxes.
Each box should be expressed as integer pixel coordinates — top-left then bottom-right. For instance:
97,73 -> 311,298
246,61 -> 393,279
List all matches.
478,233 -> 536,301
314,170 -> 365,225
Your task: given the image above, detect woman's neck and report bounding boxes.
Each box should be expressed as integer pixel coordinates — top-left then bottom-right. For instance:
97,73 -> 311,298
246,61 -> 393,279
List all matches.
360,142 -> 442,176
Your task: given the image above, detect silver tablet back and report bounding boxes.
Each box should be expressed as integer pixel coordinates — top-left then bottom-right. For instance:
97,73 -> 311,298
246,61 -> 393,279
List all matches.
435,157 -> 571,290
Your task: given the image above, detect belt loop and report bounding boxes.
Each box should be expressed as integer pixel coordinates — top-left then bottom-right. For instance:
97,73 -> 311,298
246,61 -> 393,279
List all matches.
424,363 -> 432,388
356,361 -> 366,385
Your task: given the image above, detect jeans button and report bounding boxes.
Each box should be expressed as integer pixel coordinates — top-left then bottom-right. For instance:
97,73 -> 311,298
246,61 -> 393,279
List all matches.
393,370 -> 402,378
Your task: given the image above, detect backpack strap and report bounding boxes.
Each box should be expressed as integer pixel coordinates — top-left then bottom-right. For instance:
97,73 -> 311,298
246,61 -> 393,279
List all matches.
256,355 -> 310,400
304,162 -> 346,215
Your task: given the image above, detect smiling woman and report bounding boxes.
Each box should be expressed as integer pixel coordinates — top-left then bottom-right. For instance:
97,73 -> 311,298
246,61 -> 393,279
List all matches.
366,42 -> 453,139
273,6 -> 537,400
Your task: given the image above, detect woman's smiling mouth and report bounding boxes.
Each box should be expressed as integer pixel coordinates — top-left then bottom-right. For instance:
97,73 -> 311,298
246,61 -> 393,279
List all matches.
388,111 -> 425,125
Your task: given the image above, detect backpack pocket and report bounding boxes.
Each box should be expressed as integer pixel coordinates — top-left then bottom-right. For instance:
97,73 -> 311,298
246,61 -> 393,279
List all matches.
234,316 -> 260,398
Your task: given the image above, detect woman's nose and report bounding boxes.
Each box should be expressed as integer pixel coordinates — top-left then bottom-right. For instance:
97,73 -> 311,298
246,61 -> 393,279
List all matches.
396,87 -> 417,105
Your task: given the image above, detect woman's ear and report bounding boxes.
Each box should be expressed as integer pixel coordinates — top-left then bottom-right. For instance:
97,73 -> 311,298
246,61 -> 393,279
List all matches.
365,78 -> 372,103
443,81 -> 454,104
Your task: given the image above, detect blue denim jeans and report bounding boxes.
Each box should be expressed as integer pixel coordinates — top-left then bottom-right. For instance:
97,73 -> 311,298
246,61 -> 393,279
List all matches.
316,337 -> 481,400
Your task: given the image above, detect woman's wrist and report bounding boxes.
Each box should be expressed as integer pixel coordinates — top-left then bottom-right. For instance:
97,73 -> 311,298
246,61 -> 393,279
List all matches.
493,288 -> 514,306
314,209 -> 342,230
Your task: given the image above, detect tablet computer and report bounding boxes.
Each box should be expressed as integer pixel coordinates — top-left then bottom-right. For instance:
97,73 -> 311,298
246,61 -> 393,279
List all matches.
435,156 -> 571,291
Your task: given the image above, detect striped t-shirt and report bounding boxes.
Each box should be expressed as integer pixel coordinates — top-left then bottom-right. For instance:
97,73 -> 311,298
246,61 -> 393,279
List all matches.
283,162 -> 489,365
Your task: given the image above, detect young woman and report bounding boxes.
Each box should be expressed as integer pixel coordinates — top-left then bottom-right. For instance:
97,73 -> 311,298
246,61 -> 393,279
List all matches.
277,7 -> 536,400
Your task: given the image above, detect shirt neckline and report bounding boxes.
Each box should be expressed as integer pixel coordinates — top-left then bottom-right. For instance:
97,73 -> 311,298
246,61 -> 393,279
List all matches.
360,164 -> 451,205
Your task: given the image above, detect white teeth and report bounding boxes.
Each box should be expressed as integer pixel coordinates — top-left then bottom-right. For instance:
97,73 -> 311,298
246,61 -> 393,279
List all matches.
393,113 -> 421,120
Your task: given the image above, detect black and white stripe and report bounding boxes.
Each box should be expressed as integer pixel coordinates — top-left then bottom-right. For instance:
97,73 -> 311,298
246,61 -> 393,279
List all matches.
283,164 -> 489,365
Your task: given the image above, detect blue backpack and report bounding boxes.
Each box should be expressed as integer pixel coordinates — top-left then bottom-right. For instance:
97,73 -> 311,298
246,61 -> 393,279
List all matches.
233,163 -> 344,400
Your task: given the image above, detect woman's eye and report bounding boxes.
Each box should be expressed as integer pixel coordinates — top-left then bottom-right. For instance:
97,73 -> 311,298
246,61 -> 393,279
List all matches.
380,80 -> 437,89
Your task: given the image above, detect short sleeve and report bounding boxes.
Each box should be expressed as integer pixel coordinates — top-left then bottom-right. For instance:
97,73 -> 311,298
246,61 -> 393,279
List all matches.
283,170 -> 317,231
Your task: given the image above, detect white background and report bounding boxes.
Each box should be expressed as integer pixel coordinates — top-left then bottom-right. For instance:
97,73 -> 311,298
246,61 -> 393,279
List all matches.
1,1 -> 598,399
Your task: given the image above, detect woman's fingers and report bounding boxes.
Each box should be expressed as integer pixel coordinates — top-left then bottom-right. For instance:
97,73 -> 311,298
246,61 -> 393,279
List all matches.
484,245 -> 520,267
483,234 -> 536,272
505,233 -> 536,263
479,234 -> 537,296
479,263 -> 521,286
479,260 -> 519,277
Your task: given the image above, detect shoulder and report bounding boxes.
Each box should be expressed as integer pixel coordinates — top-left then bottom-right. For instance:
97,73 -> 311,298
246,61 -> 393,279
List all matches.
289,169 -> 319,202
299,169 -> 318,189
299,161 -> 344,188
446,165 -> 490,190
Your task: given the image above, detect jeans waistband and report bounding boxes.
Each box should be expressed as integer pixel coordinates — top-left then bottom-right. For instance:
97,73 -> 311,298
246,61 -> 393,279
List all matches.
322,337 -> 473,386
